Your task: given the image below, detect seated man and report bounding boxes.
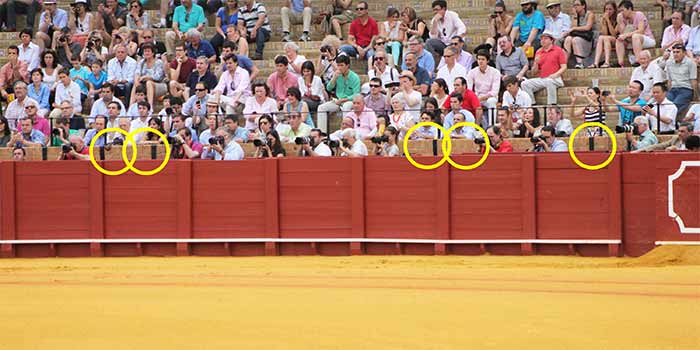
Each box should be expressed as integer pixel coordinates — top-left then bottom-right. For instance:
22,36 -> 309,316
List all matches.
543,1 -> 570,47
659,44 -> 698,116
212,54 -> 251,114
279,111 -> 311,143
496,36 -> 529,80
266,56 -> 298,109
169,42 -> 198,99
59,134 -> 90,160
17,29 -> 41,71
521,32 -> 566,105
477,125 -> 514,153
339,1 -> 378,59
346,95 -> 377,139
172,127 -> 204,159
209,126 -> 244,160
501,75 -> 533,120
643,82 -> 678,134
630,50 -> 665,101
36,0 -> 68,50
426,0 -> 466,58
90,83 -> 126,124
281,0 -> 312,42
183,82 -> 211,132
437,36 -> 474,71
466,51 -> 501,127
338,128 -> 367,157
237,0 -> 271,60
510,0 -> 546,54
107,44 -> 137,106
529,125 -> 567,152
605,80 -> 647,126
186,29 -> 217,64
546,105 -> 573,136
317,55 -> 361,133
628,115 -> 659,152
16,102 -> 49,145
443,92 -> 476,131
186,56 -> 218,97
9,117 -> 46,147
4,81 -> 37,129
0,0 -> 39,32
166,0 -> 206,55
641,122 -> 694,151
0,45 -> 29,104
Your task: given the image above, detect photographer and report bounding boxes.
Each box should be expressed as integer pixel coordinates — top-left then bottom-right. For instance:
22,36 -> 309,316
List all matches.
53,27 -> 81,69
605,80 -> 647,126
59,134 -> 90,160
51,117 -> 78,147
254,130 -> 286,158
628,116 -> 659,152
477,125 -> 513,153
37,0 -> 68,50
339,128 -> 367,157
208,126 -> 244,160
372,126 -> 400,157
300,128 -> 332,157
640,122 -> 694,152
528,125 -> 567,152
80,32 -> 107,67
172,127 -> 203,159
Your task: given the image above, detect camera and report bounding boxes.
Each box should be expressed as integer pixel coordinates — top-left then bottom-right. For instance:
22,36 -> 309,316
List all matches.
166,135 -> 183,146
615,124 -> 639,134
602,90 -> 611,97
253,138 -> 267,147
511,104 -> 520,110
342,140 -> 351,149
530,135 -> 545,144
58,35 -> 66,43
295,136 -> 311,145
320,45 -> 331,53
490,13 -> 498,18
371,135 -> 389,144
61,143 -> 73,153
87,40 -> 95,50
326,139 -> 340,148
209,136 -> 225,146
165,107 -> 173,115
474,137 -> 486,145
112,137 -> 124,146
52,128 -> 63,136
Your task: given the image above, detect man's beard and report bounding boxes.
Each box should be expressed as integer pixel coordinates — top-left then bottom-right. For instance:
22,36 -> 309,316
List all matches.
523,7 -> 533,15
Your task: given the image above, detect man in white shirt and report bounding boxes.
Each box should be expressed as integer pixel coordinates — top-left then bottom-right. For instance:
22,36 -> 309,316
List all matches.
501,76 -> 532,121
89,83 -> 126,123
546,105 -> 573,136
543,1 -> 571,47
129,101 -> 151,144
4,81 -> 38,129
427,0 -> 466,58
393,71 -> 423,122
17,29 -> 41,71
367,49 -> 400,90
437,36 -> 474,70
339,128 -> 367,157
436,47 -> 467,89
107,44 -> 137,106
631,50 -> 665,101
644,82 -> 678,134
49,68 -> 82,120
301,128 -> 332,157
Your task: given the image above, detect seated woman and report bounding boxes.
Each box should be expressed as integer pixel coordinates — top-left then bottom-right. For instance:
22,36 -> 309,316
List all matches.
131,43 -> 167,109
125,0 -> 150,35
281,87 -> 314,128
379,7 -> 403,67
398,7 -> 428,45
212,0 -> 239,55
590,1 -> 619,68
563,0 -> 596,69
372,125 -> 401,156
254,130 -> 286,158
516,107 -> 542,139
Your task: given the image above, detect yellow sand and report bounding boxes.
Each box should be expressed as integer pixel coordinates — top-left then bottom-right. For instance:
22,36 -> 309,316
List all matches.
1,247 -> 699,350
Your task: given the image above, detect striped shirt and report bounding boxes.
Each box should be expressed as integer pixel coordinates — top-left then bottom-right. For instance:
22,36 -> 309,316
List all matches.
238,1 -> 270,33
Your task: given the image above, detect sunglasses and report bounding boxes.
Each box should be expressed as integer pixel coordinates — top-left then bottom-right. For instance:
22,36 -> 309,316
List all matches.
356,7 -> 366,10
443,55 -> 453,58
185,13 -> 190,22
374,57 -> 385,61
143,36 -> 151,39
24,105 -> 36,109
375,42 -> 385,46
494,11 -> 503,14
195,88 -> 206,92
370,84 -> 381,88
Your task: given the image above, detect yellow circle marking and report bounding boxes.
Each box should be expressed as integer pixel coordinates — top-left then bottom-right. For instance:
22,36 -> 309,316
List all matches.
442,122 -> 490,171
88,127 -> 171,176
128,127 -> 171,176
402,122 -> 451,170
568,122 -> 617,171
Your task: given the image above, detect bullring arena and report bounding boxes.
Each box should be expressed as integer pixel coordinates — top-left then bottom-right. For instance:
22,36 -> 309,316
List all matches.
0,0 -> 699,348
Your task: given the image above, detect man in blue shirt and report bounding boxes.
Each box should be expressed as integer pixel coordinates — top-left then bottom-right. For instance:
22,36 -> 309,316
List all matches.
686,23 -> 700,82
402,37 -> 435,78
186,29 -> 217,64
510,0 -> 546,53
210,126 -> 244,160
84,116 -> 109,147
606,80 -> 647,126
36,0 -> 67,50
11,117 -> 46,147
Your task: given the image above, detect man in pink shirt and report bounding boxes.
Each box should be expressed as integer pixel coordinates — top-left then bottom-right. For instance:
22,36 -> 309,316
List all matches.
0,45 -> 29,101
346,95 -> 377,139
521,32 -> 567,105
660,11 -> 691,53
266,55 -> 299,108
16,102 -> 50,145
212,54 -> 251,114
466,51 -> 501,127
615,1 -> 656,67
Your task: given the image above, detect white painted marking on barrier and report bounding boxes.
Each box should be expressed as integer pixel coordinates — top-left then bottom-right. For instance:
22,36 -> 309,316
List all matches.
655,241 -> 700,246
0,238 -> 621,245
667,161 -> 700,234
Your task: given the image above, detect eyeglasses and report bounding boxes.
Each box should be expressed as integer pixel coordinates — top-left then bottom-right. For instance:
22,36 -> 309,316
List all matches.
370,84 -> 381,88
356,7 -> 366,11
24,105 -> 36,109
443,55 -> 453,58
143,36 -> 151,39
494,11 -> 503,14
375,42 -> 385,45
195,88 -> 206,92
374,57 -> 385,61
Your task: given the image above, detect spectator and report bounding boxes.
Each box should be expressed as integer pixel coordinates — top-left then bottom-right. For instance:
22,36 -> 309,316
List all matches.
423,99 -> 442,118
83,115 -> 108,146
643,82 -> 678,134
442,92 -> 476,131
329,115 -> 356,141
605,80 -> 647,126
172,127 -> 203,159
449,111 -> 476,139
686,135 -> 700,151
95,0 -> 126,43
412,112 -> 438,139
298,61 -> 326,114
61,99 -> 86,130
282,87 -> 313,127
388,94 -> 415,141
87,59 -> 108,101
40,50 -> 62,93
378,7 -> 403,65
10,117 -> 45,147
563,0 -> 596,69
199,113 -> 219,146
166,0 -> 206,55
495,36 -> 529,80
248,113 -> 275,142
659,44 -> 698,116
687,15 -> 700,63
109,27 -> 139,59
224,40 -> 259,80
486,2 -> 515,53
399,7 -> 428,45
253,129 -> 286,157
238,0 -> 271,60
366,49 -> 399,90
0,0 -> 39,33
510,0 -> 546,55
317,36 -> 343,84
544,1 -> 571,46
329,0 -> 355,40
318,55 -> 360,133
346,95 -> 377,139
364,77 -> 389,115
133,43 -> 167,108
81,31 -> 108,66
58,134 -> 91,160
430,78 -> 450,110
267,55 -> 299,108
300,128 -> 332,157
501,75 -> 532,121
169,42 -> 198,99
16,102 -> 49,145
27,69 -> 50,115
339,1 -> 378,59
629,50 -> 665,101
224,26 -> 249,57
615,1 -> 656,67
4,81 -> 37,129
590,0 -> 619,68
495,106 -> 517,138
107,44 -> 137,106
281,0 -> 311,42
627,116 -> 658,152
0,116 -> 11,147
517,107 -> 542,138
51,68 -> 82,120
16,30 -> 40,72
12,146 -> 26,160
279,111 -> 311,143
125,0 -> 149,33
444,77 -> 482,121
169,114 -> 200,142
183,81 -> 211,131
0,45 -> 29,102
467,51 -> 501,127
545,104 -> 573,136
212,54 -> 251,114
641,122 -> 694,151
284,42 -> 307,75
106,102 -> 124,129
685,102 -> 700,133
186,29 -> 217,64
479,125 -> 513,153
212,0 -> 239,55
186,56 -> 218,98
242,82 -> 278,130
569,87 -> 605,136
436,47 -> 467,88
521,32 -> 567,105
402,52 -> 431,96
393,71 -> 422,121
339,128 -> 367,157
210,126 -> 244,160
36,0 -> 68,51
660,11 -> 691,53
371,125 -> 400,157
529,125 -> 567,152
437,36 -> 474,71
68,0 -> 94,44
89,83 -> 126,123
50,116 -> 74,146
426,0 -> 466,58
136,30 -> 167,58
129,101 -> 151,143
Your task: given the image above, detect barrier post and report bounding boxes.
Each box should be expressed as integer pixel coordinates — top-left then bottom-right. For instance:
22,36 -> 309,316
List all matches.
434,164 -> 450,255
88,164 -> 104,257
608,157 -> 623,256
0,162 -> 16,258
520,155 -> 537,255
350,158 -> 365,255
264,159 -> 280,256
176,160 -> 192,256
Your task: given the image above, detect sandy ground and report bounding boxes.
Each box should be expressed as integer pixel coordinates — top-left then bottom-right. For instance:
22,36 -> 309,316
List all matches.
0,247 -> 699,350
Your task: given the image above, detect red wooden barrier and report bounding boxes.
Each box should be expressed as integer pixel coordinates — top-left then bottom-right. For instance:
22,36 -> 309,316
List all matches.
0,153 -> 698,258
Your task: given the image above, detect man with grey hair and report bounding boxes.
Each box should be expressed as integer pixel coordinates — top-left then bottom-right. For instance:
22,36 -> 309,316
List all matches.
659,43 -> 698,117
165,0 -> 206,55
59,134 -> 90,160
630,50 -> 664,101
283,41 -> 306,74
4,81 -> 38,129
436,46 -> 467,88
209,125 -> 245,160
186,28 -> 217,64
338,127 -> 367,157
281,0 -> 312,42
401,36 -> 435,77
641,122 -> 694,152
628,115 -> 659,152
107,44 -> 137,106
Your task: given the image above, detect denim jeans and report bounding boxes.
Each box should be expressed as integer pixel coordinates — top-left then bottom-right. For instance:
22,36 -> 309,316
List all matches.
247,27 -> 271,57
667,87 -> 694,116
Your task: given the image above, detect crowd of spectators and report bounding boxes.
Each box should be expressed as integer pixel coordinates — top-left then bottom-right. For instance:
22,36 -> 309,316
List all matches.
1,0 -> 699,160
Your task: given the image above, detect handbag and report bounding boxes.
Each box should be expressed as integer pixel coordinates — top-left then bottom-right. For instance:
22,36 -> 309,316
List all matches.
569,30 -> 593,42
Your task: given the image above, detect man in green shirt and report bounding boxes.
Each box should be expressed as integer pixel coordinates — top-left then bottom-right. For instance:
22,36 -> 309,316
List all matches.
628,115 -> 659,152
317,55 -> 360,133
